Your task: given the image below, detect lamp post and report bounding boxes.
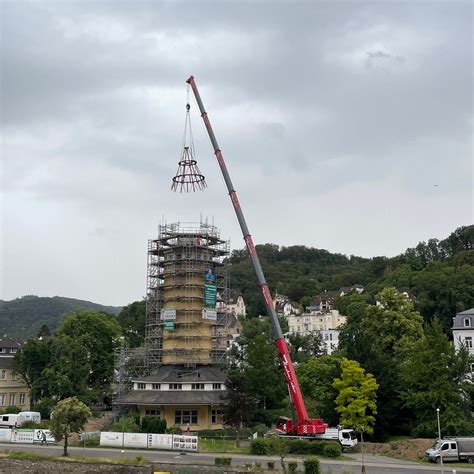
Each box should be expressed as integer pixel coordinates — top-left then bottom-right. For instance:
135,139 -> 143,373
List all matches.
360,426 -> 366,474
437,408 -> 444,474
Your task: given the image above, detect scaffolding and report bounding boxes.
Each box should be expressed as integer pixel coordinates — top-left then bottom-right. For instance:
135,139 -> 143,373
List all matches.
145,221 -> 230,372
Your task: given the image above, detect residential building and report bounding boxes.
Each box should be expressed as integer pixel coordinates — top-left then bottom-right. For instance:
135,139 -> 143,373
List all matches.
117,365 -> 226,431
273,293 -> 301,317
225,291 -> 246,318
0,339 -> 30,410
287,310 -> 347,354
452,308 -> 474,371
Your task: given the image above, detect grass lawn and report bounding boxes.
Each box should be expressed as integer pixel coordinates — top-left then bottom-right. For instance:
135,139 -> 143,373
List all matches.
199,437 -> 249,454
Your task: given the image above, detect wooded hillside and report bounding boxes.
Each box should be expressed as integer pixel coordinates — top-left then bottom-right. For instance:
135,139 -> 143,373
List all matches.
0,296 -> 121,338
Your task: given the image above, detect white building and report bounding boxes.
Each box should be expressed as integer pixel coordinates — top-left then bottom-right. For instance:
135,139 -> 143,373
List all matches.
287,309 -> 347,354
452,308 -> 474,371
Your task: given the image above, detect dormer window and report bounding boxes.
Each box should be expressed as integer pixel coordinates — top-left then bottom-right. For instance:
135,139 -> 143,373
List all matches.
137,383 -> 146,390
169,383 -> 182,390
464,318 -> 471,327
191,383 -> 205,390
152,383 -> 161,390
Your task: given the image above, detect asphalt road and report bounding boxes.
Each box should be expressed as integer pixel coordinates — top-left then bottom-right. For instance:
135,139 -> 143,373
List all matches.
1,442 -> 473,473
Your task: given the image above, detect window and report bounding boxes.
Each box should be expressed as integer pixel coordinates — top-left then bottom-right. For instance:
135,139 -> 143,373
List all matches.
465,337 -> 473,348
175,410 -> 198,425
11,371 -> 17,381
441,443 -> 449,451
152,383 -> 161,390
464,318 -> 471,327
137,383 -> 146,390
19,393 -> 26,405
212,383 -> 222,390
169,383 -> 182,390
191,383 -> 205,390
451,443 -> 456,450
10,348 -> 17,354
9,393 -> 16,405
145,409 -> 159,416
211,409 -> 223,424
0,370 -> 5,380
0,394 -> 5,406
0,349 -> 5,354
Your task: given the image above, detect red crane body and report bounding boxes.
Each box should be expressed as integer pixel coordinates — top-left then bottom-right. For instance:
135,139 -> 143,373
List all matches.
186,75 -> 327,436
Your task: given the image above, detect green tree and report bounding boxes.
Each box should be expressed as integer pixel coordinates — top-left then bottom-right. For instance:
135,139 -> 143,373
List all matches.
37,324 -> 51,338
401,319 -> 474,437
332,358 -> 378,434
222,366 -> 257,430
117,300 -> 146,347
50,397 -> 92,456
339,288 -> 424,439
266,437 -> 290,472
57,310 -> 121,402
296,355 -> 341,426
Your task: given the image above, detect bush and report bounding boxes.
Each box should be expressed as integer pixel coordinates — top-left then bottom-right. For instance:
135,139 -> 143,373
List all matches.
19,421 -> 39,429
288,439 -> 311,454
110,415 -> 141,433
1,406 -> 21,414
322,442 -> 341,458
215,457 -> 232,466
166,425 -> 182,434
304,457 -> 320,474
288,460 -> 298,473
267,461 -> 275,470
140,416 -> 166,434
250,438 -> 267,455
306,441 -> 324,456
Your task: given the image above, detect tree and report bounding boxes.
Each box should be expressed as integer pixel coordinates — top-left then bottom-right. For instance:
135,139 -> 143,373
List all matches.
339,288 -> 424,439
266,436 -> 290,472
37,324 -> 51,338
401,319 -> 474,437
57,310 -> 121,402
117,300 -> 146,347
332,358 -> 378,434
296,355 -> 341,426
50,397 -> 92,456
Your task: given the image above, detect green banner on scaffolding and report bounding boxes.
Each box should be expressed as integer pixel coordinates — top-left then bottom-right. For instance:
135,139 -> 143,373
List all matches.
203,283 -> 217,307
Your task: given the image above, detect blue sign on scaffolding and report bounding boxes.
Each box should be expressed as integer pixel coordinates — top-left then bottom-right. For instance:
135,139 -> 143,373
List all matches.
204,269 -> 216,282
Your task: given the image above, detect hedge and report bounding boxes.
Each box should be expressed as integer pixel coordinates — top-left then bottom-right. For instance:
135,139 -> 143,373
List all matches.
250,438 -> 341,458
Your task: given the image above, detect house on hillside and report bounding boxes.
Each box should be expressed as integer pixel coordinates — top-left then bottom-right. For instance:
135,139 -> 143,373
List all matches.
338,284 -> 365,296
0,339 -> 30,410
287,310 -> 346,354
225,291 -> 246,318
116,365 -> 226,430
452,308 -> 474,372
272,293 -> 301,317
307,291 -> 339,313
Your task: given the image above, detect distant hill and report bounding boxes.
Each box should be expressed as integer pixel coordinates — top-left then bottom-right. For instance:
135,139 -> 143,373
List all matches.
0,295 -> 122,338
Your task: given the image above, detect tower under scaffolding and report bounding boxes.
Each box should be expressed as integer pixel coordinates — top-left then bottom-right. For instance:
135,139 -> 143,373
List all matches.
146,221 -> 230,370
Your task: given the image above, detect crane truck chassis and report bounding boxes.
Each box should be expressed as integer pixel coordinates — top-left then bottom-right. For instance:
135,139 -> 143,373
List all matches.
186,76 -> 357,447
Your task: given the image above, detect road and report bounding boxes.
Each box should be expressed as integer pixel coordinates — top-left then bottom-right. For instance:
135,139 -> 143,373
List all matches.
1,442 -> 473,473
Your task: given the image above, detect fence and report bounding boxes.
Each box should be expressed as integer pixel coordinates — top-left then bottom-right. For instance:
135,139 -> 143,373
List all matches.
100,432 -> 198,452
0,428 -> 55,444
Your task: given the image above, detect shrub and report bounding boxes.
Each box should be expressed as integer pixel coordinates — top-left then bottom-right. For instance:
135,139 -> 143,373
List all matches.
267,461 -> 275,470
140,416 -> 167,434
19,421 -> 39,429
322,442 -> 341,458
110,415 -> 141,433
304,457 -> 320,474
306,441 -> 325,456
166,425 -> 182,434
250,438 -> 267,455
2,405 -> 21,414
288,439 -> 311,454
215,457 -> 232,466
288,460 -> 298,473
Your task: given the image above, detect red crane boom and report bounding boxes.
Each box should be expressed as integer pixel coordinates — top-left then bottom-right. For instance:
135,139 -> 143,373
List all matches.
186,75 -> 327,436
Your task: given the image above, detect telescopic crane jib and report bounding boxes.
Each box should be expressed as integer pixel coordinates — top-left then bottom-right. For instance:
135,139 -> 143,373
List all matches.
185,75 -> 328,437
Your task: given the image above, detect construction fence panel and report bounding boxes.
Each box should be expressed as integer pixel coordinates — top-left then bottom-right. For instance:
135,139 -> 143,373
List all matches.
0,429 -> 11,442
99,432 -> 198,451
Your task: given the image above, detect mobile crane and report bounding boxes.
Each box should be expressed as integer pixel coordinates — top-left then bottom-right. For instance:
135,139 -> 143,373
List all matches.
186,76 -> 354,442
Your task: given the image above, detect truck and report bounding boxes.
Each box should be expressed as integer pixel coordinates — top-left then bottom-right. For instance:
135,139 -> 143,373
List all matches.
186,76 -> 357,446
273,420 -> 357,448
426,437 -> 474,464
0,411 -> 41,428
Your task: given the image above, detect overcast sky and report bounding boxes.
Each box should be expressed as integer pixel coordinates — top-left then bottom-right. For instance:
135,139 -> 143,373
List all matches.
1,1 -> 472,306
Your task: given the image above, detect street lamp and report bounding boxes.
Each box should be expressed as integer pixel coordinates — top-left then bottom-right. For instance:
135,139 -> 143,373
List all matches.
437,408 -> 444,474
359,426 -> 366,474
